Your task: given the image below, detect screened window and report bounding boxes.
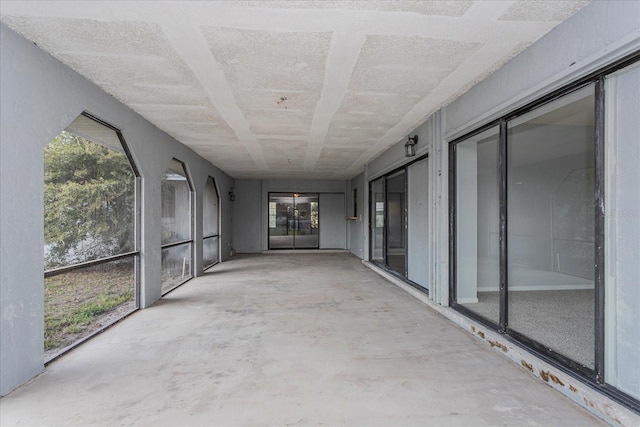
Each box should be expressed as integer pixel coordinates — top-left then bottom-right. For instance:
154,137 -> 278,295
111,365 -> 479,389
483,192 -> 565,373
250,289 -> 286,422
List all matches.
161,158 -> 193,293
203,176 -> 219,269
44,113 -> 138,359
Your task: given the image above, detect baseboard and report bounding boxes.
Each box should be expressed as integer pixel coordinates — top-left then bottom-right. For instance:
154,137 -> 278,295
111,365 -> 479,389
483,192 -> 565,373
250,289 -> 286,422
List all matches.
457,297 -> 479,303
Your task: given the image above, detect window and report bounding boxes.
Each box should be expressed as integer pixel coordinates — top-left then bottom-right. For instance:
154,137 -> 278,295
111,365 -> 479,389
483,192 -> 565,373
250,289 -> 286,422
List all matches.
370,157 -> 430,290
161,158 -> 193,293
203,176 -> 219,270
451,56 -> 640,410
44,113 -> 139,359
268,193 -> 319,249
353,188 -> 358,217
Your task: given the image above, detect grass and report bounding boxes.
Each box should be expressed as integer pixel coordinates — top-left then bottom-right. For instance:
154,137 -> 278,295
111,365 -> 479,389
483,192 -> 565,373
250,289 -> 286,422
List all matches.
44,262 -> 135,355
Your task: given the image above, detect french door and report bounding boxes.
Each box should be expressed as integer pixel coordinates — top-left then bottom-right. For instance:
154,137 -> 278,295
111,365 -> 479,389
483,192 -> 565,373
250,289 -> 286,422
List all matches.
268,193 -> 319,249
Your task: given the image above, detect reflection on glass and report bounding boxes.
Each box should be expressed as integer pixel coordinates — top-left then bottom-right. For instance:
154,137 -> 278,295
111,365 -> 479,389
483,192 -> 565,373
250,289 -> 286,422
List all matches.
203,236 -> 219,270
370,178 -> 385,263
508,85 -> 595,368
386,171 -> 406,276
161,243 -> 193,293
44,258 -> 135,360
456,126 -> 500,324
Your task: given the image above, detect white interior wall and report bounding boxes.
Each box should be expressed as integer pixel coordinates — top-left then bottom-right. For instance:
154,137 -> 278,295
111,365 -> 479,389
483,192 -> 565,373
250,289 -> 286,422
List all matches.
604,62 -> 640,401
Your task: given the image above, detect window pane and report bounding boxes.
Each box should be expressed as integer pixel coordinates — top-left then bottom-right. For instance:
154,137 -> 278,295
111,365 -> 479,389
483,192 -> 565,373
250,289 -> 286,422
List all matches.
161,159 -> 191,245
44,123 -> 135,269
161,243 -> 193,293
269,193 -> 294,249
293,193 -> 318,249
203,236 -> 219,269
386,171 -> 406,276
370,178 -> 385,264
44,258 -> 135,359
203,176 -> 219,237
507,85 -> 595,368
605,62 -> 640,399
456,126 -> 500,324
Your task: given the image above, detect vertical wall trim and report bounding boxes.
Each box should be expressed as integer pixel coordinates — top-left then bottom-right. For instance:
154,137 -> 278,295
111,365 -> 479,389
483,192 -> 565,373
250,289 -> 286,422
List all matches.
498,119 -> 508,333
594,76 -> 606,383
448,137 -> 456,306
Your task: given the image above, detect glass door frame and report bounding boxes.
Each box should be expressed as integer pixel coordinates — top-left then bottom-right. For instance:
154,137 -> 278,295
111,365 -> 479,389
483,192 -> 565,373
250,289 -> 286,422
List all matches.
268,192 -> 319,250
368,154 -> 428,283
448,52 -> 640,412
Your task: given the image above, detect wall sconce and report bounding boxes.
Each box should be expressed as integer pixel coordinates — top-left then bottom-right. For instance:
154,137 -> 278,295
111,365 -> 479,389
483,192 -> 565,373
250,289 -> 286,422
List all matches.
228,188 -> 235,201
405,135 -> 418,157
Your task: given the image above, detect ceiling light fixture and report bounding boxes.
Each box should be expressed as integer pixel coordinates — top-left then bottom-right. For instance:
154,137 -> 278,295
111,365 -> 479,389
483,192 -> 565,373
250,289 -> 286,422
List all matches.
405,135 -> 418,157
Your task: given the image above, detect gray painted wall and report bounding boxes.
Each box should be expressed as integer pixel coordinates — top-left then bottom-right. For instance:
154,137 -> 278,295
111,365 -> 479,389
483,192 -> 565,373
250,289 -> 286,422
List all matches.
443,0 -> 640,139
232,179 -> 263,253
232,179 -> 349,253
407,157 -> 429,290
319,193 -> 346,249
0,24 -> 234,396
348,173 -> 365,259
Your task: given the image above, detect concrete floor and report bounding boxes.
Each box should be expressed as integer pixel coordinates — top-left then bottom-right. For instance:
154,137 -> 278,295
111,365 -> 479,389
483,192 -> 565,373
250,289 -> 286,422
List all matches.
1,253 -> 605,426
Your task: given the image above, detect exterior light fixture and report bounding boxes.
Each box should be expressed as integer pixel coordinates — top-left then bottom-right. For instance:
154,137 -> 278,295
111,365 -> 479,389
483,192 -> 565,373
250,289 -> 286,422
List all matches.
228,188 -> 235,201
405,135 -> 418,157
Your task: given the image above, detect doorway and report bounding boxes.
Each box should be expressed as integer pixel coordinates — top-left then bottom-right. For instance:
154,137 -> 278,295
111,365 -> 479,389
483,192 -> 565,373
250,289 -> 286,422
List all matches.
268,193 -> 319,249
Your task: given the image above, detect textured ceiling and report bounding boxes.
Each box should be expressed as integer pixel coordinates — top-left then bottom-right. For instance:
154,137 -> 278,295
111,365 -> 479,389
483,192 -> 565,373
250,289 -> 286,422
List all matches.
0,0 -> 589,179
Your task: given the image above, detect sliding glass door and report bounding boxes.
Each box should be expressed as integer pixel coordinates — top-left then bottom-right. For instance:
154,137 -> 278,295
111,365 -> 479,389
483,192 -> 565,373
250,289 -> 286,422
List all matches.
386,171 -> 407,276
451,58 -> 640,408
369,169 -> 411,278
268,193 -> 318,249
370,178 -> 385,264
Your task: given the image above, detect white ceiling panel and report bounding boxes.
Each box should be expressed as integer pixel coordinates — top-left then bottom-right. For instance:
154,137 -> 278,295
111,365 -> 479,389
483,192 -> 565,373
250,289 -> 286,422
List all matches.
0,0 -> 590,179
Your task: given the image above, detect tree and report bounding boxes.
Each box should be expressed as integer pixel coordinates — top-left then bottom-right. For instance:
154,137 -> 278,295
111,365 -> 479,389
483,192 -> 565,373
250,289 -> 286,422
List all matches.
44,131 -> 135,269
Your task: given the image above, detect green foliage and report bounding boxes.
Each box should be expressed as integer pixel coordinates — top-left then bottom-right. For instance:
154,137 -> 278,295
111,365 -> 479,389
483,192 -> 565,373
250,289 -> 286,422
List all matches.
44,131 -> 135,268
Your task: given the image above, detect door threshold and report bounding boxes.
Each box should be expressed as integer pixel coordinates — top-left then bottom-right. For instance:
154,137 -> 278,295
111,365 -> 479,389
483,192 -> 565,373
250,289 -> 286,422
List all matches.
261,249 -> 348,254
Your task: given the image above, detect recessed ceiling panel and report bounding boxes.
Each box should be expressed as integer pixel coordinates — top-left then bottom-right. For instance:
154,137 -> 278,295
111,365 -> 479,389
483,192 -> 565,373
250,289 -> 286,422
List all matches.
349,35 -> 481,95
316,147 -> 366,170
229,1 -> 473,16
260,139 -> 308,168
1,1 -> 591,179
499,1 -> 590,22
202,27 -> 331,140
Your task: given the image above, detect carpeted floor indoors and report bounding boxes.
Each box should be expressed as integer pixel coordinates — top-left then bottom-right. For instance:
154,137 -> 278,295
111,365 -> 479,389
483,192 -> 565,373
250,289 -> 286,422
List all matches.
461,289 -> 595,368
